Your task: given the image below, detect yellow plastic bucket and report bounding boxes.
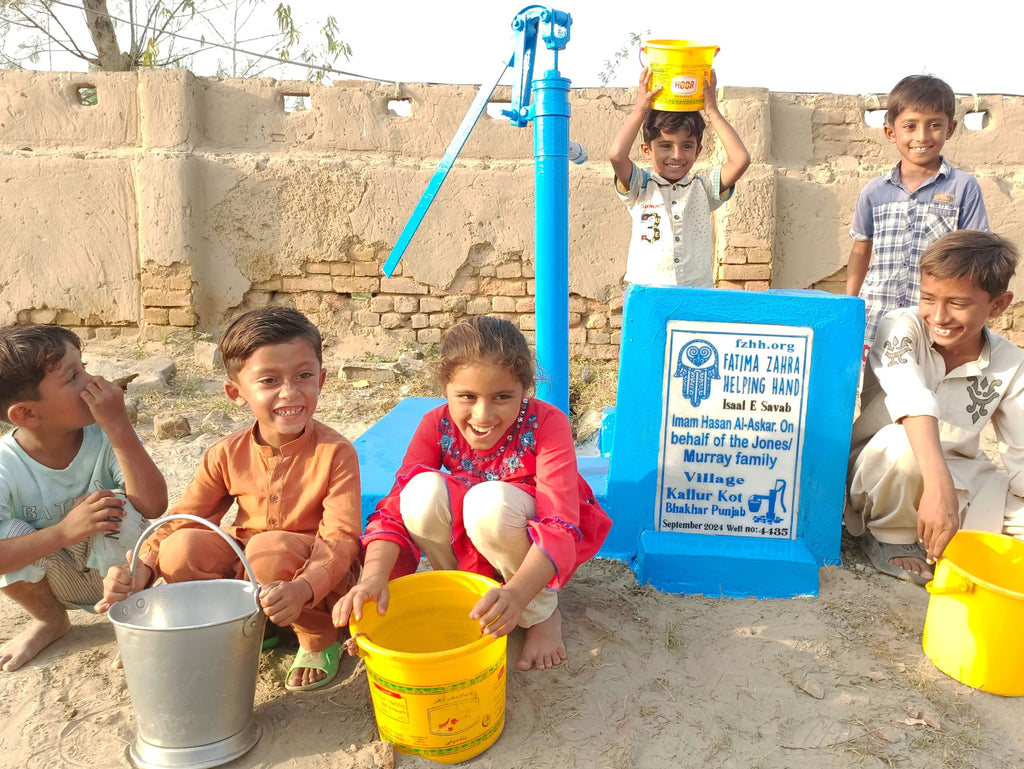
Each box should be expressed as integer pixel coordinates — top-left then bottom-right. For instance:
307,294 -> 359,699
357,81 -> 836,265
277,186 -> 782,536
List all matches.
922,530 -> 1024,696
350,571 -> 507,763
642,40 -> 719,112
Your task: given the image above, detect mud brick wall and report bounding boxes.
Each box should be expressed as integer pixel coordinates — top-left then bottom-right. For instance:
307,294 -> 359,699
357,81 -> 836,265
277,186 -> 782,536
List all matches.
2,71 -> 1023,358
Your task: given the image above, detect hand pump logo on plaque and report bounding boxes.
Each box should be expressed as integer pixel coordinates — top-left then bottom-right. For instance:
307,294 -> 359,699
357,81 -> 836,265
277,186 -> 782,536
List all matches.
657,321 -> 812,539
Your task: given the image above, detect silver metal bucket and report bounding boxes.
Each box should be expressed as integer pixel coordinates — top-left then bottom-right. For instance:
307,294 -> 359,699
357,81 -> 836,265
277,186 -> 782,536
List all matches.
108,514 -> 266,769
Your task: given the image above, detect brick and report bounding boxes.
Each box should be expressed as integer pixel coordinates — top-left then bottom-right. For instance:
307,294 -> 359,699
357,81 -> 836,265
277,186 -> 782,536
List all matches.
165,272 -> 193,291
381,277 -> 429,295
568,327 -> 586,344
568,297 -> 587,313
717,280 -> 745,290
394,296 -> 419,313
479,265 -> 496,277
466,297 -> 491,315
448,277 -> 480,294
568,312 -> 582,328
417,328 -> 442,344
168,308 -> 197,326
481,279 -> 526,297
522,261 -> 535,278
350,247 -> 377,261
294,293 -> 322,313
587,330 -> 611,345
720,264 -> 771,281
370,296 -> 394,313
28,308 -> 58,324
252,278 -> 283,291
282,276 -> 333,292
94,327 -> 127,341
354,310 -> 380,326
144,308 -> 169,324
585,314 -> 607,329
334,277 -> 380,293
492,296 -> 516,313
723,250 -> 748,265
744,281 -> 771,291
330,262 -> 354,276
442,296 -> 467,314
609,314 -> 623,329
419,297 -> 443,313
610,331 -> 621,345
380,312 -> 404,329
354,263 -> 380,277
496,263 -> 522,279
518,314 -> 535,330
430,312 -> 457,328
744,248 -> 772,264
515,298 -> 535,313
307,261 -> 332,274
245,291 -> 272,307
142,289 -> 191,307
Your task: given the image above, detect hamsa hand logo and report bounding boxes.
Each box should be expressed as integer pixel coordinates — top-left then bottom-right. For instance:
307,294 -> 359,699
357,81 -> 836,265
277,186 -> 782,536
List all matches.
674,339 -> 720,407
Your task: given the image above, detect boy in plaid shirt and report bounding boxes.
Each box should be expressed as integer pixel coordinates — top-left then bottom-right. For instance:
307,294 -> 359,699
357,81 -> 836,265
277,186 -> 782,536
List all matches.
846,75 -> 988,359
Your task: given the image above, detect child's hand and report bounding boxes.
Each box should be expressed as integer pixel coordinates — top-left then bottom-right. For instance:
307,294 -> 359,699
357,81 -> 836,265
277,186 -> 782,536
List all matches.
634,67 -> 661,114
81,375 -> 131,432
94,559 -> 151,614
59,490 -> 125,546
332,574 -> 390,628
259,579 -> 314,628
470,585 -> 528,638
703,68 -> 720,114
917,482 -> 961,563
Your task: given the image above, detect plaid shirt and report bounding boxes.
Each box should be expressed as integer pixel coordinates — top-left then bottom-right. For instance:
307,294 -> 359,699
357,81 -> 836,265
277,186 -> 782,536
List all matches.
850,157 -> 988,348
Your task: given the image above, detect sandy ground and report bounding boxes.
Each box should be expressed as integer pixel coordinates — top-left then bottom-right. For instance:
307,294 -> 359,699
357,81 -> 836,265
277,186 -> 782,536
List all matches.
3,351 -> 1024,769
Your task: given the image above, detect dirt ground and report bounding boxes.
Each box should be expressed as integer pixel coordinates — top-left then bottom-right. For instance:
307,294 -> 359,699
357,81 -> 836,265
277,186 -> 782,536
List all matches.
2,339 -> 1024,769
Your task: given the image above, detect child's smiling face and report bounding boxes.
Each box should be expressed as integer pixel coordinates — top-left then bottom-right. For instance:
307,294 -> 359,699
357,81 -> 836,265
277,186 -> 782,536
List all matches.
225,338 -> 326,448
641,127 -> 701,182
445,362 -> 525,450
919,272 -> 1012,366
885,108 -> 955,172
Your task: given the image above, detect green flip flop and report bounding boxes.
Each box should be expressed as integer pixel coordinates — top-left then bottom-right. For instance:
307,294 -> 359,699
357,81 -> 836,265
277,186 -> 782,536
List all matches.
284,641 -> 342,692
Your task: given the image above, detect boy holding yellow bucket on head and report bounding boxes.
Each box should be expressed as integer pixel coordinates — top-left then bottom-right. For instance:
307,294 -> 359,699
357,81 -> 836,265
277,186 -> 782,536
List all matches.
846,231 -> 1024,585
609,57 -> 750,288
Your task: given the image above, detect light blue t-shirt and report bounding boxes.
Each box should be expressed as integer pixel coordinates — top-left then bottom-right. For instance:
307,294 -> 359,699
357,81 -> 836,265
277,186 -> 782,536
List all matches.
0,424 -> 126,585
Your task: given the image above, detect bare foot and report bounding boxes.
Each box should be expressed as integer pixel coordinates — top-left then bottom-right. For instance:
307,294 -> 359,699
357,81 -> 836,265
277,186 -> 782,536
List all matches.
517,609 -> 566,671
0,614 -> 72,672
890,555 -> 933,580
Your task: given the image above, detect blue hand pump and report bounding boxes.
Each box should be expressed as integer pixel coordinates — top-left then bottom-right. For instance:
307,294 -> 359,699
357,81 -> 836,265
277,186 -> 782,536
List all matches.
382,6 -> 578,415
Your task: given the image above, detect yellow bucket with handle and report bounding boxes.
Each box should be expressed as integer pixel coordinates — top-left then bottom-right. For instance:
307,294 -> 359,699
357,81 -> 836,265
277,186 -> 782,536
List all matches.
642,40 -> 719,111
350,571 -> 507,763
923,530 -> 1024,695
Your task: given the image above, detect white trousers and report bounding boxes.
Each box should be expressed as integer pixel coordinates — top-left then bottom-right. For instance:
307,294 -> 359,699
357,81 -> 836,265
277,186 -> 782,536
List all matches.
400,472 -> 558,627
846,423 -> 1024,544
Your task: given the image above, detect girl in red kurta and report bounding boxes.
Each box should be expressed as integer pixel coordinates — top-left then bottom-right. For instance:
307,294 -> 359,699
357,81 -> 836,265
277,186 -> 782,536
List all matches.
333,317 -> 610,670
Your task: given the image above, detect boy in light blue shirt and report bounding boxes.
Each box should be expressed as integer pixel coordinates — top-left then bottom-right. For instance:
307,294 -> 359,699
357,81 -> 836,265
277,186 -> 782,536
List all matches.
0,326 -> 166,671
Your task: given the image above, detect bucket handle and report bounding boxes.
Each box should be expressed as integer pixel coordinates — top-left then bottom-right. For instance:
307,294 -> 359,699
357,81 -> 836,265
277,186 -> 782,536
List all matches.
128,513 -> 264,633
926,574 -> 976,596
638,43 -> 722,69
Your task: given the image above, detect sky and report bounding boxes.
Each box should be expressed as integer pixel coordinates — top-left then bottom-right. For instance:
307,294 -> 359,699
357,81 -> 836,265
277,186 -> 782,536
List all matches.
16,0 -> 1024,97
325,0 -> 1023,97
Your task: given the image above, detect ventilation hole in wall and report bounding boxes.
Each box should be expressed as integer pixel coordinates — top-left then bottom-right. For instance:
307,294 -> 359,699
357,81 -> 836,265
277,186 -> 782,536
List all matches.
963,111 -> 989,131
388,99 -> 411,117
486,101 -> 512,120
863,109 -> 886,128
283,94 -> 311,113
77,86 -> 98,106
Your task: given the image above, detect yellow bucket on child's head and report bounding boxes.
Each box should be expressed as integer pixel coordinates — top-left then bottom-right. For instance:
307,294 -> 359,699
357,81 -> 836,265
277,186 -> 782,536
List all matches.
642,40 -> 719,111
350,571 -> 507,763
923,530 -> 1024,696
